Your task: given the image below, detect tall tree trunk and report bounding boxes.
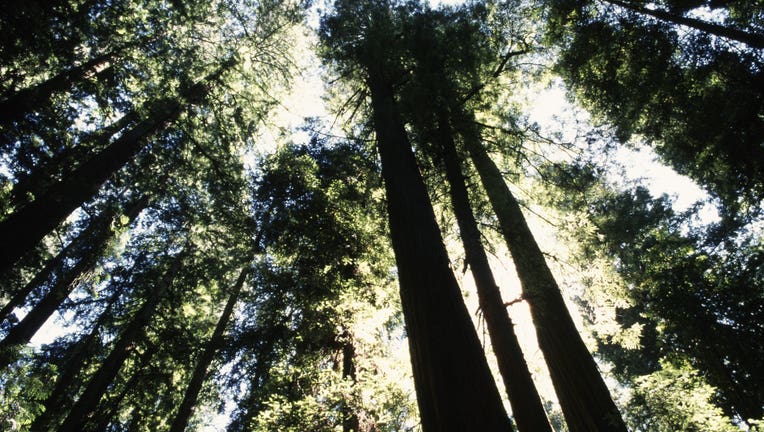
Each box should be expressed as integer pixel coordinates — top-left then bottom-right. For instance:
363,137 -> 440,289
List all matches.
168,265 -> 251,432
341,335 -> 360,432
438,112 -> 553,432
89,342 -> 158,432
28,284 -> 125,432
0,251 -> 64,324
0,195 -> 149,371
0,193 -> 145,324
0,229 -> 88,324
0,61 -> 230,274
9,110 -> 138,209
229,333 -> 278,432
0,51 -> 115,125
605,0 -> 764,48
459,118 -> 627,432
0,105 -> 177,274
365,66 -> 512,432
56,251 -> 186,432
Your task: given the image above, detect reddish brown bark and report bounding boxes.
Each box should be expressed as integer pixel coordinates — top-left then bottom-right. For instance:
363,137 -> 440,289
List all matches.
460,118 -> 626,432
439,111 -> 552,432
366,67 -> 512,431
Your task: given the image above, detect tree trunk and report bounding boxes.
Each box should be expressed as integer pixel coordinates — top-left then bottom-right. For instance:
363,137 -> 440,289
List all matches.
9,110 -> 138,209
0,228 -> 88,325
168,265 -> 251,432
0,50 -> 117,125
459,118 -> 626,432
365,66 -> 512,432
56,251 -> 186,432
0,104 -> 178,274
28,284 -> 125,432
605,0 -> 764,49
341,336 -> 360,432
0,193 -> 145,324
0,60 -> 230,273
0,247 -> 66,324
0,195 -> 149,371
438,112 -> 553,432
89,342 -> 158,432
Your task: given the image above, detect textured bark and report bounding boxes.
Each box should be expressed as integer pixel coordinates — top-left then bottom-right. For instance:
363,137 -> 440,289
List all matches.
605,0 -> 764,49
169,266 -> 251,432
0,61 -> 230,273
57,252 -> 185,432
438,112 -> 552,432
366,67 -> 511,432
0,195 -> 149,371
460,119 -> 626,432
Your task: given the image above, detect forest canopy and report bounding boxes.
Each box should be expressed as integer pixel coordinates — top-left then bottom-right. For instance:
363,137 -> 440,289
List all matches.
0,0 -> 762,431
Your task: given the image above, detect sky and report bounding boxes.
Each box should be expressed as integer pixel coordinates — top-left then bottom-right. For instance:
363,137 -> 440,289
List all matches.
527,84 -> 710,211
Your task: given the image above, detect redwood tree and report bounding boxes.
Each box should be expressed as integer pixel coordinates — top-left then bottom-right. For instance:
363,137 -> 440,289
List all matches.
321,2 -> 513,429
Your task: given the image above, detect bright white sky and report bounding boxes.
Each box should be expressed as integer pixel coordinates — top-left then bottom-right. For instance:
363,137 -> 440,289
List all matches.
525,81 -> 713,216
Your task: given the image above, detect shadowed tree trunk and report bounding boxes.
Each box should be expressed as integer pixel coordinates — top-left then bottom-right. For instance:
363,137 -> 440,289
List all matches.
0,60 -> 231,274
459,117 -> 627,432
90,342 -> 159,432
169,265 -> 251,432
28,284 -> 126,432
57,250 -> 187,432
8,110 -> 139,209
0,195 -> 149,371
438,111 -> 553,432
604,0 -> 764,49
0,106 -> 177,273
365,65 -> 512,432
0,194 -> 147,325
0,49 -> 117,125
341,333 -> 360,432
0,221 -> 102,325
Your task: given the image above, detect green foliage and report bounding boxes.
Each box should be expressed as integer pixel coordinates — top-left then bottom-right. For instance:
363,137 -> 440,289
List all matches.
543,158 -> 764,424
225,138 -> 415,431
548,0 -> 764,218
0,360 -> 52,430
626,360 -> 739,432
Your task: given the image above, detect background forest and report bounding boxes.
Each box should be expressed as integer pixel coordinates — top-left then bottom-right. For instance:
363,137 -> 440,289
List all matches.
0,0 -> 762,431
